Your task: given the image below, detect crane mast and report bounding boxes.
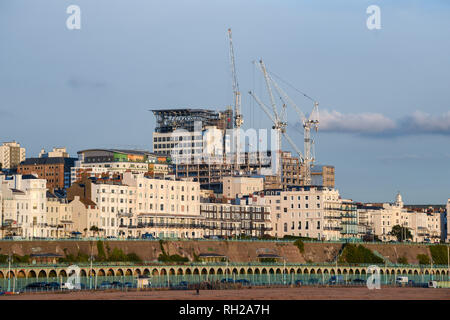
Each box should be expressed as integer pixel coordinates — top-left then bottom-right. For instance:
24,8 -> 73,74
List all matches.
250,59 -> 319,186
228,28 -> 243,173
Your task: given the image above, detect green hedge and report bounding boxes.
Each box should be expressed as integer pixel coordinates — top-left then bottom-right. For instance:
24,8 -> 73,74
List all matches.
338,244 -> 384,264
429,245 -> 449,265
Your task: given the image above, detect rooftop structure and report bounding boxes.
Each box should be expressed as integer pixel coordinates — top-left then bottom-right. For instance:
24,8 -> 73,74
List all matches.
152,108 -> 233,133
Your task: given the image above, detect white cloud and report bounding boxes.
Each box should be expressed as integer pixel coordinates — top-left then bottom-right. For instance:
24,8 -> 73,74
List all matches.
319,109 -> 396,134
401,111 -> 450,134
313,109 -> 450,136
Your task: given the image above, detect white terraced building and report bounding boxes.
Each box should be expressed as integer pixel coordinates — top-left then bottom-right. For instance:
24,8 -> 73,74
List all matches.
0,174 -> 48,238
358,193 -> 444,243
264,186 -> 354,241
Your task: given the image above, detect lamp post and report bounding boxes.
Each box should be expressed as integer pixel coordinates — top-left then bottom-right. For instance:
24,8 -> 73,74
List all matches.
7,253 -> 12,292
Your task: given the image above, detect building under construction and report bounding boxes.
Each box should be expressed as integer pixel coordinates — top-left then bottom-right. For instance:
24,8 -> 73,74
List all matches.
151,108 -> 271,192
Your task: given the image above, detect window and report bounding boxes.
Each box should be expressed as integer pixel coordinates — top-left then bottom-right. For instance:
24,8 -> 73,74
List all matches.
298,221 -> 301,230
284,223 -> 287,232
317,221 -> 320,229
305,221 -> 309,230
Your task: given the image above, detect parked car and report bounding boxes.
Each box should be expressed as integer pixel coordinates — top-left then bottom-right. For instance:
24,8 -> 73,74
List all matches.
428,281 -> 438,288
328,276 -> 345,285
123,282 -> 135,288
45,282 -> 61,290
171,281 -> 189,290
235,279 -> 250,285
352,278 -> 366,284
111,281 -> 123,288
99,281 -> 113,290
396,276 -> 409,286
61,282 -> 84,290
21,282 -> 47,292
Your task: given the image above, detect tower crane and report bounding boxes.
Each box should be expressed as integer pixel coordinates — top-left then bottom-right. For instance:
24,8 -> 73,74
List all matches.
249,59 -> 319,186
264,72 -> 319,186
228,28 -> 243,173
249,59 -> 303,180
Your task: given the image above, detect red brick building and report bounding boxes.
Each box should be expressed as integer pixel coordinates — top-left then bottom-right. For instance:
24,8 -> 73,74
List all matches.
17,157 -> 76,190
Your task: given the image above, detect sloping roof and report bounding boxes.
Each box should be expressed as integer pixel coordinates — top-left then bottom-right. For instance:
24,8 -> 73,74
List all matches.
77,149 -> 154,156
80,198 -> 97,208
10,188 -> 25,195
20,157 -> 77,165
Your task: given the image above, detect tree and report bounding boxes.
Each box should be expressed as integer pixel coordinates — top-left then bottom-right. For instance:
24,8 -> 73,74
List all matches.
390,225 -> 412,242
90,225 -> 99,237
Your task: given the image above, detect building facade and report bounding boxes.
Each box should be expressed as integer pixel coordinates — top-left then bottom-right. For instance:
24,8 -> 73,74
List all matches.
0,141 -> 26,170
18,157 -> 76,189
222,176 -> 264,199
200,195 -> 271,238
0,174 -> 48,238
264,186 -> 349,240
70,149 -> 156,185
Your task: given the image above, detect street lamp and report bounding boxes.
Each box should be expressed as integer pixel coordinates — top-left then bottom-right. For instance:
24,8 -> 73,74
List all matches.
7,253 -> 12,292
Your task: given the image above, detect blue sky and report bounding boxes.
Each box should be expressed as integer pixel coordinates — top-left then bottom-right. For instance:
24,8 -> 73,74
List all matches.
0,0 -> 449,203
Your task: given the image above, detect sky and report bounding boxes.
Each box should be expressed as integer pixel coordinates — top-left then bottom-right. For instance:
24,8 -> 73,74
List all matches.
0,0 -> 449,204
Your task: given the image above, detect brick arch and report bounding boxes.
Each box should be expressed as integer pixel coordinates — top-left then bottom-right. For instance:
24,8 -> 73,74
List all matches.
297,268 -> 302,274
303,268 -> 309,274
177,268 -> 184,276
342,269 -> 347,274
232,268 -> 238,275
247,268 -> 253,275
262,268 -> 268,275
143,268 -> 150,276
97,269 -> 106,277
161,268 -> 168,275
290,268 -> 295,274
216,268 -> 223,275
201,268 -> 208,275
193,268 -> 199,275
152,268 -> 159,276
316,269 -> 322,274
116,269 -> 124,276
408,270 -> 413,275
310,269 -> 316,275
38,270 -> 47,278
134,269 -> 141,276
48,270 -> 57,278
89,269 -> 96,276
80,269 -> 87,277
17,270 -> 27,278
107,269 -> 114,276
361,270 -> 366,275
269,268 -> 274,275
254,268 -> 260,275
209,268 -> 215,275
27,270 -> 36,278
125,269 -> 133,276
239,268 -> 246,275
355,269 -> 360,275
